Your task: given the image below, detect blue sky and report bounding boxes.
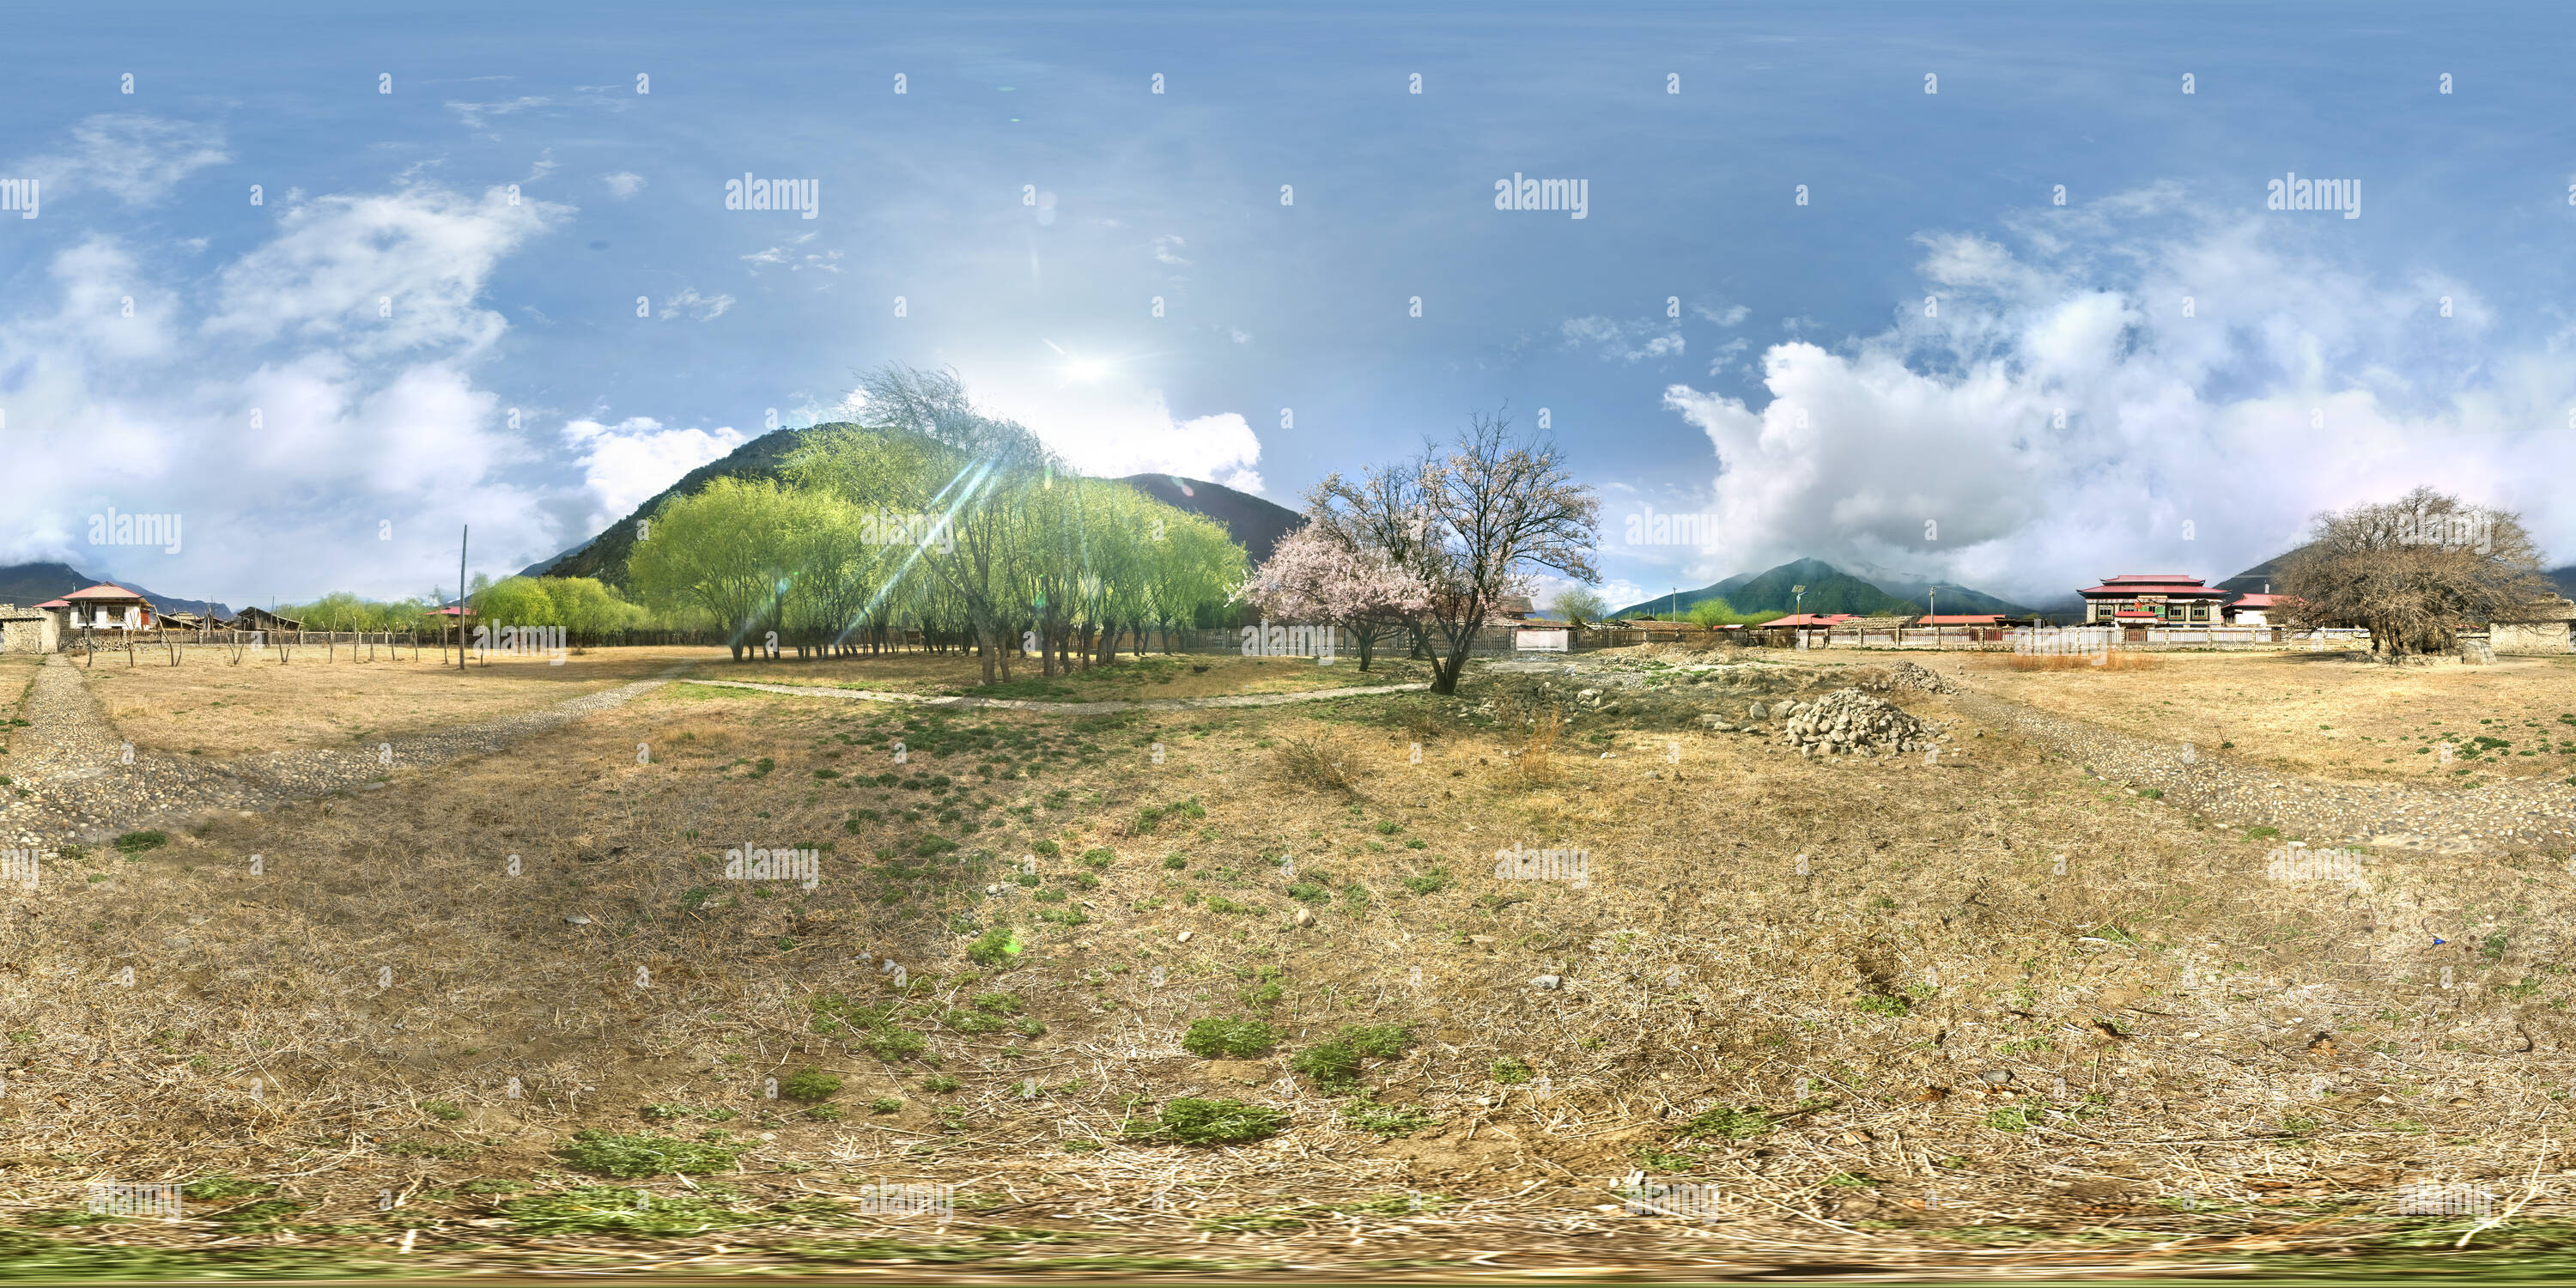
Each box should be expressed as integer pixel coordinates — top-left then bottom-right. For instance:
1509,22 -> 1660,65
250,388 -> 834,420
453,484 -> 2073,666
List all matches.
5,0 -> 2573,611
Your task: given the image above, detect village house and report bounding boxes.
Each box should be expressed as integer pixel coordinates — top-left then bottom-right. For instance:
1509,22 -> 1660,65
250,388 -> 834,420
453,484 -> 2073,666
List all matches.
228,606 -> 306,632
1918,613 -> 2007,627
1756,612 -> 1856,629
0,604 -> 59,653
2491,596 -> 2576,655
2077,574 -> 2230,626
47,584 -> 155,633
2225,591 -> 2281,627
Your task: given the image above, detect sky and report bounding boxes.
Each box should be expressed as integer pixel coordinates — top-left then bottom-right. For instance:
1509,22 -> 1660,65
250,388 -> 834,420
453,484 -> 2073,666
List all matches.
4,0 -> 2574,612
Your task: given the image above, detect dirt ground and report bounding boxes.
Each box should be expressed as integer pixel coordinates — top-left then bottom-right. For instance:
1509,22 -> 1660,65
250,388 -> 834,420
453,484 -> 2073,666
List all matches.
707,650 -> 1435,701
4,643 -> 2575,1278
1905,649 -> 2576,786
76,645 -> 700,757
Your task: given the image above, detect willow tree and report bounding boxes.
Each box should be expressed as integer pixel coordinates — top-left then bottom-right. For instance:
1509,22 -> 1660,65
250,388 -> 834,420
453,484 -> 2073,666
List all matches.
629,476 -> 832,659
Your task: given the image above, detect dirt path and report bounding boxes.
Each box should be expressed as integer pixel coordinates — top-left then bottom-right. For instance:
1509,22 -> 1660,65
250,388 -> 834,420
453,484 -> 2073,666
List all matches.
677,676 -> 1431,714
1,656 -> 685,847
1948,686 -> 2576,855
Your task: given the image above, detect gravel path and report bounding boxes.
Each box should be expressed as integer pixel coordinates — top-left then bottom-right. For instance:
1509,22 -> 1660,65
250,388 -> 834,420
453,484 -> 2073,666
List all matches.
1948,687 -> 2576,855
1,657 -> 685,846
677,677 -> 1431,714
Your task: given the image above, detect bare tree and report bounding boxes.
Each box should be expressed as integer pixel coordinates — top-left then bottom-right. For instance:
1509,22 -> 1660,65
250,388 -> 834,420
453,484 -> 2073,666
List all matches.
2277,486 -> 2552,659
1317,411 -> 1597,696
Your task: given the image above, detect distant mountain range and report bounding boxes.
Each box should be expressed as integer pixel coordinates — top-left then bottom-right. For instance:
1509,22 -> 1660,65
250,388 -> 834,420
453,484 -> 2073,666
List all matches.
0,562 -> 233,619
529,423 -> 1306,586
1613,557 -> 2036,619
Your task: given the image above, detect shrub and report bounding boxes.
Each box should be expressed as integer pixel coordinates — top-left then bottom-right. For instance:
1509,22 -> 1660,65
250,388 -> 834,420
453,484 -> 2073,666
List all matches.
1676,1106 -> 1774,1141
1400,866 -> 1453,896
1032,839 -> 1061,855
1289,1026 -> 1409,1094
1182,1017 -> 1276,1059
1127,1097 -> 1290,1145
1163,853 -> 1188,870
921,1074 -> 962,1093
778,1067 -> 843,1102
870,1097 -> 903,1115
971,992 -> 1024,1014
553,1131 -> 750,1179
1080,848 -> 1115,869
965,927 -> 1024,967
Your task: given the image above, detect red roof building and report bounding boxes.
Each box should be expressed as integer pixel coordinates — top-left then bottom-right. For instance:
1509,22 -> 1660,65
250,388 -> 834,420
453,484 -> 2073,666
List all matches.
2078,574 -> 2229,626
1758,612 -> 1857,628
1918,613 -> 2005,626
53,583 -> 154,630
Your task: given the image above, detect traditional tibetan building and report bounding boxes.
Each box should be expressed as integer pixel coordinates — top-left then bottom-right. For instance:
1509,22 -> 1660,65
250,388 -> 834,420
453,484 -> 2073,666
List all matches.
2076,574 -> 2230,626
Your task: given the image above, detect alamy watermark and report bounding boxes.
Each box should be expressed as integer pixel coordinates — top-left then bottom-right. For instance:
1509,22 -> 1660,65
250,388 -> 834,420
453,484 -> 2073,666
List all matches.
2265,842 -> 2366,882
1621,1180 -> 1723,1218
86,1182 -> 182,1219
726,173 -> 818,218
855,1182 -> 953,1219
0,177 -> 35,219
1621,506 -> 1722,547
860,509 -> 955,554
472,624 -> 566,665
2397,1181 -> 2493,1218
1494,173 -> 1588,219
2394,507 -> 2492,554
1492,842 -> 1589,889
2266,172 -> 2360,220
88,507 -> 181,554
1241,623 -> 1337,663
2,848 -> 43,890
725,843 -> 820,890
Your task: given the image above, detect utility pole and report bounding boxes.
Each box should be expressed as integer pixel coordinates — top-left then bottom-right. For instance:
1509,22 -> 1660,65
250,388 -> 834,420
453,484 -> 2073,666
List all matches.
457,526 -> 468,671
1791,584 -> 1807,617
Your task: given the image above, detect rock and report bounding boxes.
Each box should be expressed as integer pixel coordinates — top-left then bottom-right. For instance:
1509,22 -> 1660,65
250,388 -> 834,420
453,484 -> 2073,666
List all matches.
1531,975 -> 1564,989
1748,702 -> 1770,720
1698,715 -> 1735,731
564,914 -> 592,926
1176,930 -> 1193,942
1978,1069 -> 2013,1084
1292,908 -> 1315,927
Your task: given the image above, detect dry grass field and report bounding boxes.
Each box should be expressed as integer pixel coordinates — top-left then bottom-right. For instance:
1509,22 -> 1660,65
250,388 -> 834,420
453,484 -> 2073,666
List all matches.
5,643 -> 2576,1279
706,650 -> 1434,701
77,646 -> 701,757
1923,649 -> 2576,786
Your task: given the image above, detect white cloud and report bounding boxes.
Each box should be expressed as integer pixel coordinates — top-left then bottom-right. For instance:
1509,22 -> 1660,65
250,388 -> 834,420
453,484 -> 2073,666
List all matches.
1694,302 -> 1752,326
1153,234 -> 1191,265
1656,194 -> 2576,605
973,377 -> 1263,491
601,171 -> 647,198
1561,315 -> 1686,363
657,287 -> 734,320
446,96 -> 553,131
562,416 -> 748,527
24,114 -> 228,205
205,184 -> 563,359
740,234 -> 839,274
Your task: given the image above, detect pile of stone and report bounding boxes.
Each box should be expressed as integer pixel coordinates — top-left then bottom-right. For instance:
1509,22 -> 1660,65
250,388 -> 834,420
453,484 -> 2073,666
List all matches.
1884,661 -> 1956,694
1775,689 -> 1949,759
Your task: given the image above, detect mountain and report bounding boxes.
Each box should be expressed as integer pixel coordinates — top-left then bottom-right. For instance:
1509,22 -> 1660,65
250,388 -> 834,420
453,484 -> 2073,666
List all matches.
537,428 -> 817,584
533,427 -> 1298,586
0,561 -> 233,618
1614,557 -> 1996,619
1116,475 -> 1302,564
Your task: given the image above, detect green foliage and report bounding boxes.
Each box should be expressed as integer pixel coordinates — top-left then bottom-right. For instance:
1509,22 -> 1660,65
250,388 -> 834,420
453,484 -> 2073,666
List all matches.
965,927 -> 1024,966
921,1074 -> 962,1093
112,830 -> 168,854
1400,866 -> 1452,896
810,993 -> 929,1062
779,1067 -> 844,1102
1489,1056 -> 1534,1084
971,992 -> 1024,1014
1288,1026 -> 1410,1093
1126,1097 -> 1290,1145
1676,1105 -> 1775,1141
1182,1017 -> 1276,1059
554,1130 -> 750,1179
421,1099 -> 465,1121
499,1186 -> 774,1236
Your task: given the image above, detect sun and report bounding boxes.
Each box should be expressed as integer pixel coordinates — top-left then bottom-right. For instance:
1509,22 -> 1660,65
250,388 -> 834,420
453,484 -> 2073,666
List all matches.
1061,357 -> 1110,382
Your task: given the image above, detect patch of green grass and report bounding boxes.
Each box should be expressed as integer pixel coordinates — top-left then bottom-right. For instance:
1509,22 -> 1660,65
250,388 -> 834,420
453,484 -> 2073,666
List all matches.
965,927 -> 1024,966
1677,1105 -> 1773,1141
421,1099 -> 465,1121
500,1186 -> 776,1236
779,1067 -> 843,1102
1126,1097 -> 1290,1145
112,830 -> 168,854
922,1074 -> 962,1093
1287,1025 -> 1410,1094
1182,1017 -> 1276,1059
1400,866 -> 1453,896
553,1130 -> 750,1179
1340,1099 -> 1440,1137
1490,1056 -> 1534,1084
